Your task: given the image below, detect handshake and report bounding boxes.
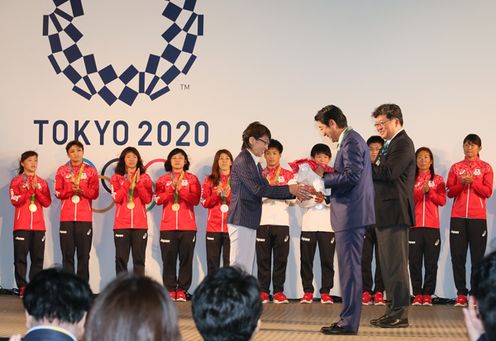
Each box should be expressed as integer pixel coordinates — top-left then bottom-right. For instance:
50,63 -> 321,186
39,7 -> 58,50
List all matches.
288,183 -> 313,202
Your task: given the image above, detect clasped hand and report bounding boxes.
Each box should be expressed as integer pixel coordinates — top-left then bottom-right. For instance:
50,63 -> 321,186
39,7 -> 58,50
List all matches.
289,184 -> 312,201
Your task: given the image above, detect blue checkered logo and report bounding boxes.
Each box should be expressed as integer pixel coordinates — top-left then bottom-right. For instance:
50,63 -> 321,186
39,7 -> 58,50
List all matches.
43,0 -> 204,106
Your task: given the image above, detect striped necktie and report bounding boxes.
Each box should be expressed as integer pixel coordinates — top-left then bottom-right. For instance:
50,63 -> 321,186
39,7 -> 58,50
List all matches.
381,141 -> 390,156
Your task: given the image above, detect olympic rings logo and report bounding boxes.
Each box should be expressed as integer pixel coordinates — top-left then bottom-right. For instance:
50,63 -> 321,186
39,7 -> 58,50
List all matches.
73,158 -> 166,213
42,0 -> 204,106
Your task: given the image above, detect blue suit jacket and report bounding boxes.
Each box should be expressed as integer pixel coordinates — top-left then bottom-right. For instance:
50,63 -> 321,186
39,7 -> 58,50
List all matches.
23,327 -> 76,341
228,148 -> 292,229
323,129 -> 375,231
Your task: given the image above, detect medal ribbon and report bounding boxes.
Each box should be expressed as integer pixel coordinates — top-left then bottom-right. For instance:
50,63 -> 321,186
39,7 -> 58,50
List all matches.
220,176 -> 231,205
23,174 -> 35,206
70,163 -> 85,186
171,171 -> 184,205
128,171 -> 138,203
264,166 -> 281,185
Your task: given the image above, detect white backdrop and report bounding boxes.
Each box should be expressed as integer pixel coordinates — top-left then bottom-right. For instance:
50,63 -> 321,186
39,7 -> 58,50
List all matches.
1,0 -> 495,298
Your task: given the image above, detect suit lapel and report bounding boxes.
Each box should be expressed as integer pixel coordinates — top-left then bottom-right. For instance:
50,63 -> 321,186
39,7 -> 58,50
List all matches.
243,149 -> 263,182
256,162 -> 264,181
335,130 -> 350,171
379,130 -> 405,163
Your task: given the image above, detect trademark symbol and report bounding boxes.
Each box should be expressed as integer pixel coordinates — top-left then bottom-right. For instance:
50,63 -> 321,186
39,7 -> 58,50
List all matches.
181,84 -> 190,90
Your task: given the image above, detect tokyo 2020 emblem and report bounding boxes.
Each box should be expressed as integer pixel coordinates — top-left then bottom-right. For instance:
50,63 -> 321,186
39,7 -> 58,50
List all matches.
42,0 -> 204,106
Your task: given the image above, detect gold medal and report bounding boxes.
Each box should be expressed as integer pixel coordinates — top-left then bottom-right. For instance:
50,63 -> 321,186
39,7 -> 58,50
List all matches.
171,203 -> 180,211
29,203 -> 37,212
220,204 -> 229,213
71,195 -> 80,204
127,201 -> 135,209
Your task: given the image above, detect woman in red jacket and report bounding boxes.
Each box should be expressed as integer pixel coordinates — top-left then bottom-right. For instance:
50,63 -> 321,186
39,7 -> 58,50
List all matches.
447,134 -> 493,307
110,147 -> 153,276
155,148 -> 201,302
201,149 -> 233,274
9,151 -> 51,296
409,147 -> 446,306
54,140 -> 99,282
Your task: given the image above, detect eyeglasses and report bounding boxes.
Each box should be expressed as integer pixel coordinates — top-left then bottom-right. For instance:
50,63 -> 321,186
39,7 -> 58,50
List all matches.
257,138 -> 270,146
374,119 -> 391,128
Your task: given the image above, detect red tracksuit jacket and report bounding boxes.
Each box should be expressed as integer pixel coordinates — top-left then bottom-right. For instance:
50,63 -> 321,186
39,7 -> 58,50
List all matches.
413,171 -> 446,228
54,162 -> 99,222
201,174 -> 231,233
447,157 -> 493,219
111,173 -> 153,229
155,171 -> 201,231
10,174 -> 51,231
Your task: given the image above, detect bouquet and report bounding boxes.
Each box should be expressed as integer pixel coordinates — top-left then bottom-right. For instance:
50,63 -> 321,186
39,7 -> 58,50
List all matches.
288,158 -> 333,208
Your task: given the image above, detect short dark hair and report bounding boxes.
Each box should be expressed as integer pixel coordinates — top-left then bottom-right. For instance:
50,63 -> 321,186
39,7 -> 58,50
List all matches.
164,148 -> 190,172
366,135 -> 384,146
472,251 -> 496,341
65,140 -> 84,153
415,147 -> 436,180
23,268 -> 92,324
115,146 -> 146,176
18,150 -> 38,175
314,105 -> 347,128
310,143 -> 331,158
267,139 -> 283,153
192,266 -> 262,341
372,103 -> 403,125
84,274 -> 182,341
241,122 -> 271,149
463,133 -> 482,147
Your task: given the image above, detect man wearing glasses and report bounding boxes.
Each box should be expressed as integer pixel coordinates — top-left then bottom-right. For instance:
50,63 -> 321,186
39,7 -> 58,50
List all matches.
370,103 -> 416,328
227,121 -> 309,275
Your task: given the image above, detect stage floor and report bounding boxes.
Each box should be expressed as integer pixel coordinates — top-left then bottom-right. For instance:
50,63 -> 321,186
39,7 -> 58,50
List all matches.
0,295 -> 467,340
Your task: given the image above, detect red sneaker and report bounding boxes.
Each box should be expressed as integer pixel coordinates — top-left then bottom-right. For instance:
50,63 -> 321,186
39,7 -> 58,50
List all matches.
412,294 -> 423,306
300,292 -> 313,304
168,291 -> 176,301
373,291 -> 386,306
454,294 -> 468,307
176,290 -> 187,302
273,292 -> 289,304
260,291 -> 270,304
423,295 -> 433,306
362,291 -> 373,305
320,293 -> 334,304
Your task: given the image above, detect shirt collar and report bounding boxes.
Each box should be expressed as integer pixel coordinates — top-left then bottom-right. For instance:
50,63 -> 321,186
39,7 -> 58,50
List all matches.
337,127 -> 352,150
386,127 -> 404,144
247,148 -> 259,165
27,326 -> 77,341
418,170 -> 431,179
464,156 -> 480,162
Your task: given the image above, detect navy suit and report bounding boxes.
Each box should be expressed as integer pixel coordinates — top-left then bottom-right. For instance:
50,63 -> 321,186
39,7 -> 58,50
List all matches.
228,148 -> 292,229
323,129 -> 375,332
23,327 -> 76,341
228,148 -> 292,272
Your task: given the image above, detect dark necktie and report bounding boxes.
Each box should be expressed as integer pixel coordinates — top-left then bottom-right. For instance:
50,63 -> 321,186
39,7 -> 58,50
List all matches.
257,162 -> 264,180
381,141 -> 390,156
